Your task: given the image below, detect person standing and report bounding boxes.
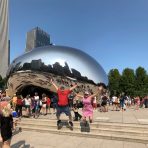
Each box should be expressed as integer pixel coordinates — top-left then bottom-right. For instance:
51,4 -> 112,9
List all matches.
24,95 -> 31,116
73,103 -> 82,121
0,103 -> 13,148
135,96 -> 140,110
101,95 -> 108,112
46,96 -> 51,114
112,95 -> 117,111
34,92 -> 39,101
12,94 -> 17,111
68,91 -> 75,109
15,95 -> 23,117
50,79 -> 78,130
120,93 -> 126,111
92,96 -> 97,110
51,95 -> 58,114
41,93 -> 47,115
0,90 -> 2,101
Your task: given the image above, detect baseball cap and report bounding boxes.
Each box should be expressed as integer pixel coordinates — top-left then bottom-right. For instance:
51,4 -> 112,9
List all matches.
60,86 -> 65,90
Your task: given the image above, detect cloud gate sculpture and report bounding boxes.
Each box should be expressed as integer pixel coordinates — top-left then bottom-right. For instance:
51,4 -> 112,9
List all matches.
6,45 -> 108,96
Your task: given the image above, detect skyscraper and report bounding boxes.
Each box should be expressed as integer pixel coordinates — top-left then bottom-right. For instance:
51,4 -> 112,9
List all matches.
0,0 -> 9,78
26,27 -> 51,52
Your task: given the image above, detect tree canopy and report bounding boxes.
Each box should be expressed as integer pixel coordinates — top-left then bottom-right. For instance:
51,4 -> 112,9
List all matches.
0,75 -> 7,90
108,67 -> 148,97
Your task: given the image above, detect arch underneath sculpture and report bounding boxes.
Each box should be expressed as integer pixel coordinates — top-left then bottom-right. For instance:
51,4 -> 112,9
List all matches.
17,85 -> 55,98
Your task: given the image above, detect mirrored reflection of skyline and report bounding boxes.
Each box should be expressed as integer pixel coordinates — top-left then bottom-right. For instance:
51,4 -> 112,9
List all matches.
9,59 -> 95,84
7,46 -> 108,85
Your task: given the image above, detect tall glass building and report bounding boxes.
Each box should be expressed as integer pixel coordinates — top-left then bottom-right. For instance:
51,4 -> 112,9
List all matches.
26,27 -> 51,52
0,0 -> 9,78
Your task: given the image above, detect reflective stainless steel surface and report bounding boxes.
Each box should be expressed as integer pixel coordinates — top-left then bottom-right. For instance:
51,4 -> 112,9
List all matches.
7,45 -> 108,96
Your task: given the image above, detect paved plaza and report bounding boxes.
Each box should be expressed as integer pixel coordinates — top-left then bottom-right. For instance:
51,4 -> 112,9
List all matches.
10,107 -> 148,148
38,106 -> 148,124
11,131 -> 148,148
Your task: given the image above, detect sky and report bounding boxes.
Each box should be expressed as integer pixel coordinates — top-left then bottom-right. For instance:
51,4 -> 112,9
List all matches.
9,0 -> 148,74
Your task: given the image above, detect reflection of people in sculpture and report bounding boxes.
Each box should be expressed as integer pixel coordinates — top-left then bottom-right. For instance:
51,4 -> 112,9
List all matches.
77,83 -> 106,124
50,79 -> 78,130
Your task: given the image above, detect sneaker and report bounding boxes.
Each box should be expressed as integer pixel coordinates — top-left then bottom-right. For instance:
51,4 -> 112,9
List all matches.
69,121 -> 73,130
89,119 -> 92,123
57,120 -> 62,130
69,121 -> 73,126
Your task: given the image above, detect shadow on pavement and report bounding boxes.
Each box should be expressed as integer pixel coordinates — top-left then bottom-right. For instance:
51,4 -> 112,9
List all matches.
11,140 -> 32,148
0,142 -> 2,148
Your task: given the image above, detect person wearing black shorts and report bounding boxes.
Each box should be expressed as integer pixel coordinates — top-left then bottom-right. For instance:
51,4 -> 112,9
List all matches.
101,95 -> 108,112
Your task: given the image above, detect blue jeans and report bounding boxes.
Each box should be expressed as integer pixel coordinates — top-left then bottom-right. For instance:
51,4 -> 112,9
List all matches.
120,101 -> 124,108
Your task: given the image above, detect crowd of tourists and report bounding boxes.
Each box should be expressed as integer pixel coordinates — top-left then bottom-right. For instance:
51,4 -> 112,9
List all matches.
0,81 -> 148,147
0,80 -> 106,147
99,94 -> 148,112
0,89 -> 148,120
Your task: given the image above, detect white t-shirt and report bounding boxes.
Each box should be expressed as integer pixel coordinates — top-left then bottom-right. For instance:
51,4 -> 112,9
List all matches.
112,96 -> 117,102
25,98 -> 31,106
34,96 -> 39,101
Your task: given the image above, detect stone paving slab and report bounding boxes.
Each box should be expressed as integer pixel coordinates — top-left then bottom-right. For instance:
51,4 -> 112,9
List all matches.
11,131 -> 148,148
38,107 -> 148,125
10,107 -> 148,148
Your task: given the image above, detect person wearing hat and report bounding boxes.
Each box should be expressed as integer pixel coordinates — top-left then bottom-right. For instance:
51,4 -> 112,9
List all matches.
77,91 -> 95,124
50,79 -> 78,130
77,83 -> 106,123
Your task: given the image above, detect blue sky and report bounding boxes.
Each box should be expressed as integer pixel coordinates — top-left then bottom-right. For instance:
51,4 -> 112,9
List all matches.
9,0 -> 148,74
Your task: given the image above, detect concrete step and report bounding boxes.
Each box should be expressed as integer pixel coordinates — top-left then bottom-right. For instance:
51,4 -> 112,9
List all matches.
18,121 -> 148,137
19,118 -> 148,131
18,125 -> 148,144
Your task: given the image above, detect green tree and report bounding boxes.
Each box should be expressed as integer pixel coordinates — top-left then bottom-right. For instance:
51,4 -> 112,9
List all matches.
108,69 -> 121,96
135,67 -> 147,97
0,75 -> 2,81
120,68 -> 135,96
146,75 -> 148,95
0,75 -> 3,89
0,75 -> 7,90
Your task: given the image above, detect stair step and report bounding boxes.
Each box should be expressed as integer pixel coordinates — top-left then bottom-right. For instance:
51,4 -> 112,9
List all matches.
18,122 -> 148,137
19,118 -> 148,131
19,125 -> 148,144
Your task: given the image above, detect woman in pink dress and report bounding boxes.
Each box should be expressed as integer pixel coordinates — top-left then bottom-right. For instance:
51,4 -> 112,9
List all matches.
77,83 -> 106,123
76,83 -> 106,123
77,91 -> 99,123
82,91 -> 94,123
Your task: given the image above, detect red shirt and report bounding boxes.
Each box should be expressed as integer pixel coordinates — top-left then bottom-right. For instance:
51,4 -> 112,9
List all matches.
57,89 -> 71,106
46,98 -> 51,105
17,98 -> 23,105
